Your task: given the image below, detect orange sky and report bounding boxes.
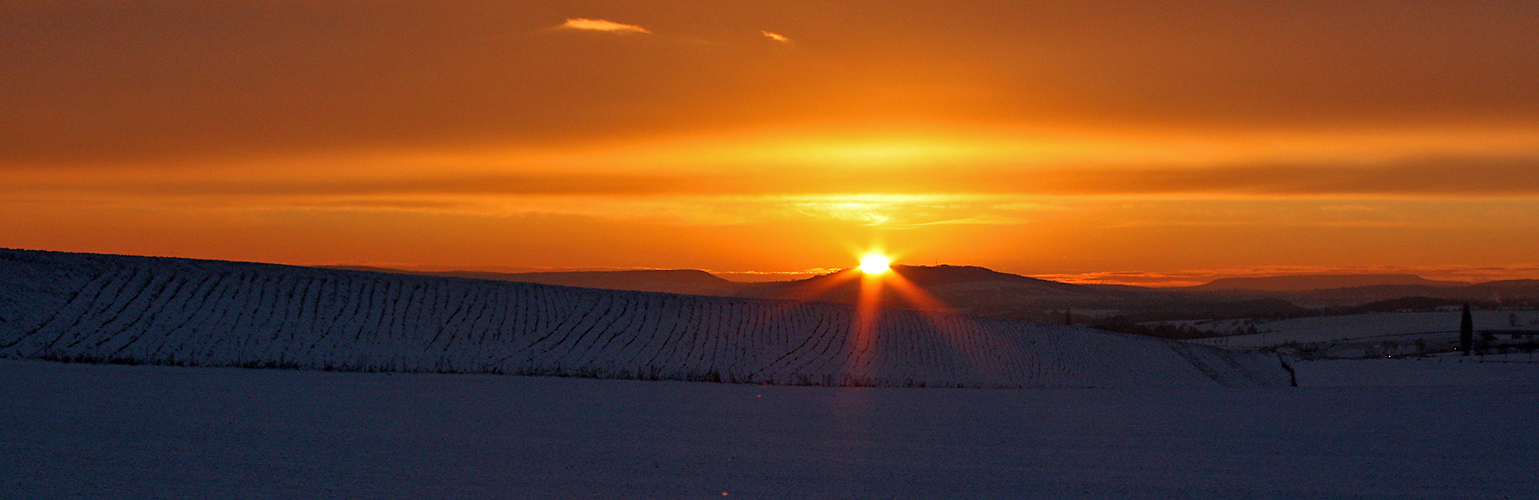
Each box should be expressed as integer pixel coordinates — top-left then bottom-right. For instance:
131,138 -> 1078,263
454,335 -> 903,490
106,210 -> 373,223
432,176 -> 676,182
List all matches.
4,1 -> 1539,285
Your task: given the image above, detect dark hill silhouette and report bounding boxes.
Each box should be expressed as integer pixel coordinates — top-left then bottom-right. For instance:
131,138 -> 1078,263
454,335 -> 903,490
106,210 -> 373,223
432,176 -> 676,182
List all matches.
1349,296 -> 1473,313
328,264 -> 1306,322
1218,279 -> 1539,309
753,265 -> 1099,295
889,265 -> 1093,291
1190,274 -> 1468,292
327,263 -> 1539,321
735,265 -> 1156,321
1466,279 -> 1539,296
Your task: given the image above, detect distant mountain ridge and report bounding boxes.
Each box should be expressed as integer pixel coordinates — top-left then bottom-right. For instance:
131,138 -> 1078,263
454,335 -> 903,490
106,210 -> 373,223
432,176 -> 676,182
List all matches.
1190,274 -> 1470,292
886,265 -> 1077,288
334,264 -> 1495,297
329,263 -> 1539,320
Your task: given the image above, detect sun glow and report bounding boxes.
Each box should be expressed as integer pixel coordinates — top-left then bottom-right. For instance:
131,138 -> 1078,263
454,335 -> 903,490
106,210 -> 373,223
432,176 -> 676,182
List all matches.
859,254 -> 891,274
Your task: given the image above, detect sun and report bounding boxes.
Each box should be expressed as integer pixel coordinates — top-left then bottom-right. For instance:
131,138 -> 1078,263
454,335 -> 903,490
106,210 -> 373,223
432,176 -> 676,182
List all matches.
859,253 -> 891,274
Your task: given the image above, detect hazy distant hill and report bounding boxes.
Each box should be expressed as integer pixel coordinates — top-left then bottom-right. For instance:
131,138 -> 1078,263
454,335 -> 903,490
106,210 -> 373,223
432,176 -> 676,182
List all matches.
1466,279 -> 1539,298
325,264 -> 1333,322
335,264 -> 1155,318
1185,279 -> 1539,310
1190,274 -> 1469,292
737,265 -> 1154,320
0,248 -> 1286,388
747,265 -> 1104,298
885,265 -> 1082,289
331,264 -> 1539,321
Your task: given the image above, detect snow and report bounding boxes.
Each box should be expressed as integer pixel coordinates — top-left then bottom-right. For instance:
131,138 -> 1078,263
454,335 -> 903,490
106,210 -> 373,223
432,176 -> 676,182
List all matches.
1292,356 -> 1539,387
1,358 -> 1534,499
0,248 -> 1285,388
1187,311 -> 1539,349
2,249 -> 1533,497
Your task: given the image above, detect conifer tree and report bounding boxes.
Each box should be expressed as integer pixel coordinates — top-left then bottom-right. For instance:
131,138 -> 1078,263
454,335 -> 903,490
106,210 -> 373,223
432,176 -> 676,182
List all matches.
1460,303 -> 1474,356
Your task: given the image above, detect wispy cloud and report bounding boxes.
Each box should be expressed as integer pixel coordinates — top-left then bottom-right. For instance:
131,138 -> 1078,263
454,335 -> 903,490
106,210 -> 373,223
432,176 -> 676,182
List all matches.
558,18 -> 651,34
761,31 -> 791,43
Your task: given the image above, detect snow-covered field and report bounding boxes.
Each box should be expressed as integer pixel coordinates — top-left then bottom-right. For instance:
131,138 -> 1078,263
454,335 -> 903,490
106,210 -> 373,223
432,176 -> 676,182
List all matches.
1186,311 -> 1539,349
2,358 -> 1534,499
0,249 -> 1283,388
2,250 -> 1533,497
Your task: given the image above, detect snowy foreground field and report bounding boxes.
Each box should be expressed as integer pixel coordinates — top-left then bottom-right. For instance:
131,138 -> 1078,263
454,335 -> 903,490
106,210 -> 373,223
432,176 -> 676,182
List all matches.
1186,311 -> 1539,349
3,358 -> 1535,499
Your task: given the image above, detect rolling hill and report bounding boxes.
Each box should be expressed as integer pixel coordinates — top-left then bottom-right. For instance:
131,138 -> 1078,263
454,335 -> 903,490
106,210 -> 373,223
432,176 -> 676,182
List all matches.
0,248 -> 1286,388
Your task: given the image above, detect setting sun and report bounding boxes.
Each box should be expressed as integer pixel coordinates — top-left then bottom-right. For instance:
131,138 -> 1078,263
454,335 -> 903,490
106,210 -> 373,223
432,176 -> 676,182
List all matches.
859,254 -> 891,274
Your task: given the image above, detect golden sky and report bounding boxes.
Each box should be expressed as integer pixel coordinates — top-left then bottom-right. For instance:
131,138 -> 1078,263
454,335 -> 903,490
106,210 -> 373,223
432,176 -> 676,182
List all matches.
4,1 -> 1539,284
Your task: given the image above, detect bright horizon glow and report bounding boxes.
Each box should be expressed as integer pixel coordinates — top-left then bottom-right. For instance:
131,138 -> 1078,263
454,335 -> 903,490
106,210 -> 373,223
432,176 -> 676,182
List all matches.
859,254 -> 891,274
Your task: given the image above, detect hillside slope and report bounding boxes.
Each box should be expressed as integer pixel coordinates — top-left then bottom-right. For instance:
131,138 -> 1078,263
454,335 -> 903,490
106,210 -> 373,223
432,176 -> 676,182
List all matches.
0,249 -> 1286,388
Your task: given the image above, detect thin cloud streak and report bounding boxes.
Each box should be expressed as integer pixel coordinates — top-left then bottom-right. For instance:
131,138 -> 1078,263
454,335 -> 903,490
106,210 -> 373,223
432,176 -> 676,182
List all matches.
558,18 -> 651,34
761,30 -> 791,43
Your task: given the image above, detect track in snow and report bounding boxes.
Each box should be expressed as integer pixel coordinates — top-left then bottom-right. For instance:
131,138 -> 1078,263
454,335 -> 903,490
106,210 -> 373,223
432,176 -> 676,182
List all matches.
0,249 -> 1287,388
